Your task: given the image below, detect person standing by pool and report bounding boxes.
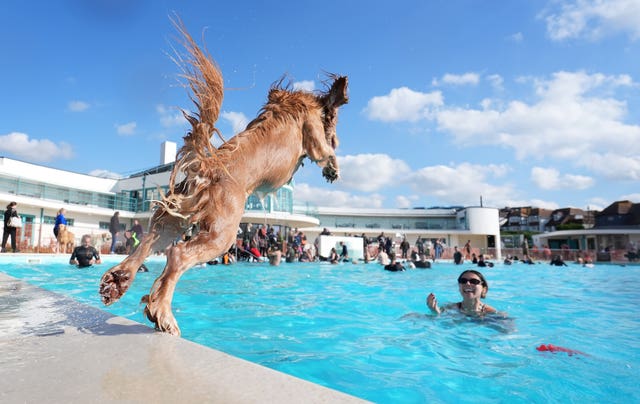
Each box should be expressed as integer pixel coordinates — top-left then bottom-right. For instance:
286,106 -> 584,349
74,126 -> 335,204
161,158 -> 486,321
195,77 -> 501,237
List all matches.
415,236 -> 424,255
53,208 -> 67,238
399,237 -> 410,259
453,246 -> 463,265
464,240 -> 471,260
109,211 -> 120,254
426,270 -> 498,316
2,201 -> 20,253
339,241 -> 349,261
69,234 -> 102,268
127,218 -> 144,254
434,239 -> 443,260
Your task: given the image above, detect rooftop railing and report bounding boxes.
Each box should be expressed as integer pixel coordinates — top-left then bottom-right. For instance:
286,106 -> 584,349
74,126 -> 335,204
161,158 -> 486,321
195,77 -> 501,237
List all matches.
0,176 -> 137,212
0,175 -> 295,214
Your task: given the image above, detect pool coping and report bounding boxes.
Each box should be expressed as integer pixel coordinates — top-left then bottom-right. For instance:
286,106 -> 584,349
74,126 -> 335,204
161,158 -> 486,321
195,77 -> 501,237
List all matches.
0,271 -> 368,403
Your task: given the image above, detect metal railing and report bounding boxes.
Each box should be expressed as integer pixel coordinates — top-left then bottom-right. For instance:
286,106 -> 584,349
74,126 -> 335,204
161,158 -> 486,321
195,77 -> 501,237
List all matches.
0,176 -> 137,212
1,173 -> 300,216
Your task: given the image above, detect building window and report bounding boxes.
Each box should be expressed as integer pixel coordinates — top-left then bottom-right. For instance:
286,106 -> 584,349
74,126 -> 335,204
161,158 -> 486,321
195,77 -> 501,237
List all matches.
44,216 -> 74,226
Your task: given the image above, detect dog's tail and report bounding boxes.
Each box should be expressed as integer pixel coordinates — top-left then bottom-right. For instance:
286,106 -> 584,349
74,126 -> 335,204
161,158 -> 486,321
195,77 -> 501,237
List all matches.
155,17 -> 230,225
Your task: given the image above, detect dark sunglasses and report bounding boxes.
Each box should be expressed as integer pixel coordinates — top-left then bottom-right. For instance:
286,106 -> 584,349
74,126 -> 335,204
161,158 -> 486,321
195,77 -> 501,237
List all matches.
458,277 -> 482,285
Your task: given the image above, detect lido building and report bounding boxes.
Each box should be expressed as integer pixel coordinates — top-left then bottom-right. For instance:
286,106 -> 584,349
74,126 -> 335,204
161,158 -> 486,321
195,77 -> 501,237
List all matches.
0,142 -> 502,259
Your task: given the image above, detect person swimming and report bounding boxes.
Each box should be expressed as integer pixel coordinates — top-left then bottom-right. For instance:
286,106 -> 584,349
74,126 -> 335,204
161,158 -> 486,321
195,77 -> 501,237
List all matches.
69,234 -> 102,268
426,269 -> 504,316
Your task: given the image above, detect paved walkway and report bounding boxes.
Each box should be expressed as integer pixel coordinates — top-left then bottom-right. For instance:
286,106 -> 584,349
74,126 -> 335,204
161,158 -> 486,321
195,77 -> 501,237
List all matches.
0,273 -> 367,403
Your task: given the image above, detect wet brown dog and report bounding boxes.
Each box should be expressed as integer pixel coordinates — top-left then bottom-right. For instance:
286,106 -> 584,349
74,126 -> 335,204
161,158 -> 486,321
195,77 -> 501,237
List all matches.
99,21 -> 348,335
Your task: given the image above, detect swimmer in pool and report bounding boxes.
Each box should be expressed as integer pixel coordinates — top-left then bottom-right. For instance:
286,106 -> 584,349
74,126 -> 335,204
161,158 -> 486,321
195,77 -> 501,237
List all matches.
427,269 -> 502,316
69,234 -> 102,268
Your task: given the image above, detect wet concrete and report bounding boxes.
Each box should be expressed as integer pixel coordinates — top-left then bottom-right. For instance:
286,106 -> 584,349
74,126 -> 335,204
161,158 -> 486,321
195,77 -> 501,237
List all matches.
0,273 -> 367,403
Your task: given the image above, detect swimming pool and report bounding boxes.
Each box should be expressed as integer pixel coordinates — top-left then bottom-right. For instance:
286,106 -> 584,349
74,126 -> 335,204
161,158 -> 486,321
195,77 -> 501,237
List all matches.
1,256 -> 638,403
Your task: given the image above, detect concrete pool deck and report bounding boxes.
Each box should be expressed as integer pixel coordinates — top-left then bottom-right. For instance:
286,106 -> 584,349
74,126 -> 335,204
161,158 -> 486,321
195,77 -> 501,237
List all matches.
0,272 -> 367,403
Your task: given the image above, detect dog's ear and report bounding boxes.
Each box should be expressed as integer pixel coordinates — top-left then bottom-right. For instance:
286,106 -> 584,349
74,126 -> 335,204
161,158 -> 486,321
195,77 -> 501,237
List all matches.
328,76 -> 349,108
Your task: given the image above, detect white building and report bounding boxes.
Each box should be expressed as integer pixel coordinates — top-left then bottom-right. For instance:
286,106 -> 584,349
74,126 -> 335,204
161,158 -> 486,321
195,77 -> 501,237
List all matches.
0,143 -> 501,259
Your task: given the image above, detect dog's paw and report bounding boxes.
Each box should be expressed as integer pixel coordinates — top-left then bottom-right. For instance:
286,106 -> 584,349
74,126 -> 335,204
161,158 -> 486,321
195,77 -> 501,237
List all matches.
99,269 -> 132,305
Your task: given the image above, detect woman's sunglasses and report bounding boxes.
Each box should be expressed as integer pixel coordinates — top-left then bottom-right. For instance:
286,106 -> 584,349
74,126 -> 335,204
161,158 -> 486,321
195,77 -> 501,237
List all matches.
458,277 -> 482,285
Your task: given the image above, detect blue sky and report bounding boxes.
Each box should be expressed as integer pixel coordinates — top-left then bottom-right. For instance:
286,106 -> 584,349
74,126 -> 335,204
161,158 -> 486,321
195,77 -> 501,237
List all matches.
1,0 -> 639,211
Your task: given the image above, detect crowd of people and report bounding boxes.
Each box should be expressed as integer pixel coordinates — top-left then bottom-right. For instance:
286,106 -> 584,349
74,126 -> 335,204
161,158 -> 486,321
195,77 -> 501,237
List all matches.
0,203 -> 622,275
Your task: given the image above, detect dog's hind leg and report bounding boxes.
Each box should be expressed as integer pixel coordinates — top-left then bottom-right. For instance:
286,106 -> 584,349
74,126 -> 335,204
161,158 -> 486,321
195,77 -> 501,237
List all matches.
142,226 -> 238,336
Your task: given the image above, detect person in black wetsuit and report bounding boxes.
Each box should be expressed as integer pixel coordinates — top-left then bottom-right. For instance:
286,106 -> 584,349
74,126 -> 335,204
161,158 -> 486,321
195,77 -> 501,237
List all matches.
453,246 -> 463,265
384,254 -> 405,272
339,241 -> 349,262
69,234 -> 102,268
412,254 -> 431,269
550,255 -> 568,266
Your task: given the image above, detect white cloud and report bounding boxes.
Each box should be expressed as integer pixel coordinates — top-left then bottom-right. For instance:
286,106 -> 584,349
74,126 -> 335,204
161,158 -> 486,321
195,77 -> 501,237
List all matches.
88,169 -> 122,179
337,154 -> 411,192
509,32 -> 524,42
527,199 -> 560,210
433,73 -> 480,86
293,80 -> 315,92
395,194 -> 418,209
531,166 -> 594,190
542,0 -> 640,41
618,193 -> 640,203
221,111 -> 249,135
364,87 -> 443,122
0,132 -> 73,162
486,74 -> 504,91
67,100 -> 89,112
293,183 -> 385,208
585,197 -> 609,211
116,122 -> 137,136
407,162 -> 514,207
579,152 -> 640,180
435,71 -> 640,175
330,154 -> 522,208
157,104 -> 185,127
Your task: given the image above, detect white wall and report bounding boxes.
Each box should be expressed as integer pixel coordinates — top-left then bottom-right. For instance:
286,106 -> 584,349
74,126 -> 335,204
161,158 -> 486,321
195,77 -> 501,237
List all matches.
0,157 -> 117,192
317,235 -> 364,260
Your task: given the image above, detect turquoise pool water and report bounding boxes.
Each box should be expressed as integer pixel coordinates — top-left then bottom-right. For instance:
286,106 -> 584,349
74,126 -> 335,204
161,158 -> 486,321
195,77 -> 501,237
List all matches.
1,256 -> 638,403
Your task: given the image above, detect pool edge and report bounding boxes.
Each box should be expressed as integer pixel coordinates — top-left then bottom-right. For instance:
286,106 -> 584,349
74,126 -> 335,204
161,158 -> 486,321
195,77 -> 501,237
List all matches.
0,272 -> 368,403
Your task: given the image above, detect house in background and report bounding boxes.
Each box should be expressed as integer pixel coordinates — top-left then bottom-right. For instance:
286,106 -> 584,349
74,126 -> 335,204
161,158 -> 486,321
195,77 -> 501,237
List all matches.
534,201 -> 640,261
500,206 -> 553,233
544,207 -> 594,233
594,200 -> 640,229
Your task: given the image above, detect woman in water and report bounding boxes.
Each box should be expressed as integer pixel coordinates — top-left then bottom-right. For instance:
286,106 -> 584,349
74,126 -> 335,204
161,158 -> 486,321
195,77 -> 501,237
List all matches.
426,269 -> 499,316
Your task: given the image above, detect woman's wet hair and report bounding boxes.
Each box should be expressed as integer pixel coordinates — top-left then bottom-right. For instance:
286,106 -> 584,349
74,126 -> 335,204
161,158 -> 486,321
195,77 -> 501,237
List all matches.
458,269 -> 489,298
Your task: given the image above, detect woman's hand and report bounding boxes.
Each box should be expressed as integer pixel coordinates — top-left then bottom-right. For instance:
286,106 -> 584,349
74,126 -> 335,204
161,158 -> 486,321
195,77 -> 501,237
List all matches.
426,293 -> 440,314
